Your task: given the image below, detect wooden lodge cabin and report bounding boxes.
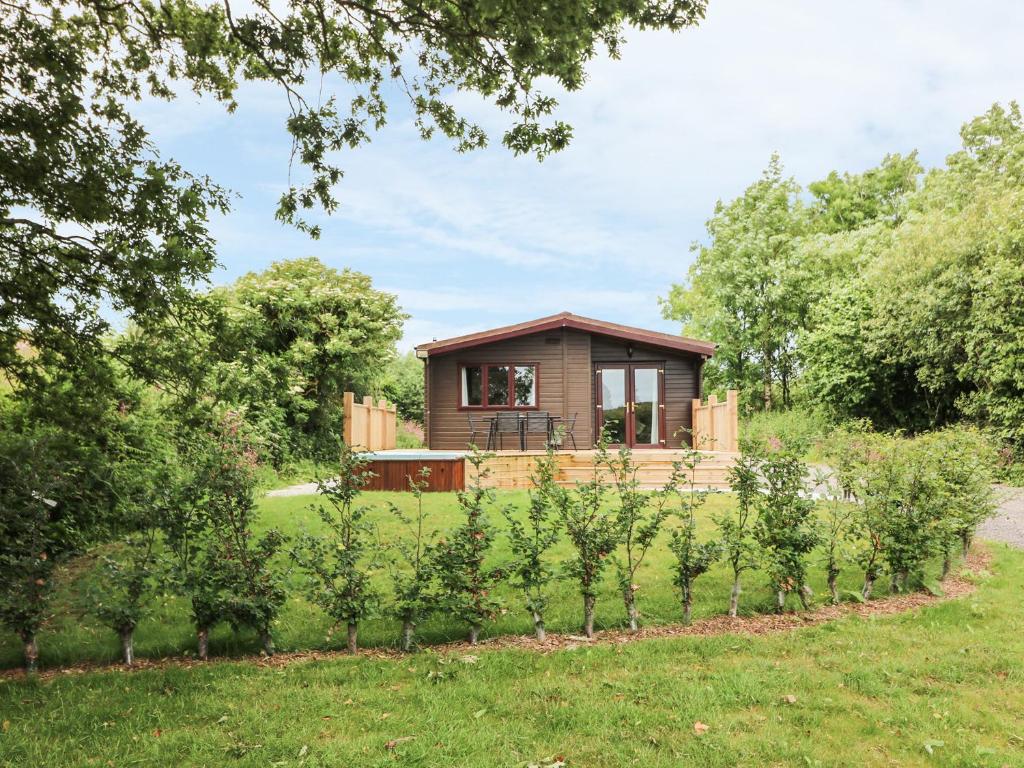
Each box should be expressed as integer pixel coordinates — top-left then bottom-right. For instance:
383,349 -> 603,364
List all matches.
414,312 -> 717,452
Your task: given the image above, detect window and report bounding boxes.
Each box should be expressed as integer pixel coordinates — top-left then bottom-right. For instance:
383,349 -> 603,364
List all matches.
459,363 -> 538,408
461,366 -> 483,406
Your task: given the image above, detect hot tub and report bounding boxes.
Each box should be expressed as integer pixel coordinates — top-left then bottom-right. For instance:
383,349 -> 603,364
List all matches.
362,450 -> 467,492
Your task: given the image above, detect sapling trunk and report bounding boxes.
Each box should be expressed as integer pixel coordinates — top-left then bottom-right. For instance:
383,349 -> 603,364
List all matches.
942,551 -> 952,579
681,581 -> 693,625
21,630 -> 38,673
961,531 -> 971,559
532,611 -> 547,642
259,630 -> 274,657
400,620 -> 415,652
775,589 -> 786,613
798,584 -> 812,611
862,573 -> 875,600
468,623 -> 481,645
347,622 -> 358,654
828,568 -> 839,605
728,576 -> 741,618
120,627 -> 135,666
197,626 -> 210,660
583,594 -> 596,638
623,588 -> 639,632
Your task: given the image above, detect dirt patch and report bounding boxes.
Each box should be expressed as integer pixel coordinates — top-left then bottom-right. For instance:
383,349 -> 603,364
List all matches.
0,548 -> 991,682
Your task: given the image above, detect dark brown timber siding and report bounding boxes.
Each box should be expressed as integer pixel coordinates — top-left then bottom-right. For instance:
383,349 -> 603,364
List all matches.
426,330 -> 701,450
590,335 -> 700,448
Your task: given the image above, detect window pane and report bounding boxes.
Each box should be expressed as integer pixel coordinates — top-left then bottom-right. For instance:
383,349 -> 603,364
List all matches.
514,365 -> 536,406
462,366 -> 482,406
633,367 -> 660,444
488,365 -> 509,406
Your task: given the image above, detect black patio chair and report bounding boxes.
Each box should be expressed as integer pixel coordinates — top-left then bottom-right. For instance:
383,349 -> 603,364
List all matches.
524,411 -> 550,450
493,411 -> 524,451
466,413 -> 494,450
550,412 -> 578,450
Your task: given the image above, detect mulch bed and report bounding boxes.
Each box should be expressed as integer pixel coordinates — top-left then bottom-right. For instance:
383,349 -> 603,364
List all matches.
0,548 -> 991,682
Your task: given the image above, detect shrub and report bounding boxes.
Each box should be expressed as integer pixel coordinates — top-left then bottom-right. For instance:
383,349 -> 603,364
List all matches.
85,530 -> 160,666
665,450 -> 720,624
503,449 -> 561,640
431,451 -> 503,644
812,469 -> 857,604
386,467 -> 437,651
603,445 -> 670,631
555,449 -> 622,638
717,445 -> 762,616
754,444 -> 819,611
293,444 -> 381,653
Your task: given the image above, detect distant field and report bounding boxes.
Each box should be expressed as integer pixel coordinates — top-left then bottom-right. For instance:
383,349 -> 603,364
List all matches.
0,489 -> 927,670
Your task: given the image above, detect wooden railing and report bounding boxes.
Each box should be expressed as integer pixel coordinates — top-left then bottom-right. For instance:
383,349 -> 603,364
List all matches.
342,392 -> 397,451
691,390 -> 739,452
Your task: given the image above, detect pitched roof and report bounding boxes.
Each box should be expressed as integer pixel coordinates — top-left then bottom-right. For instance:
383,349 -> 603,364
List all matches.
415,312 -> 716,357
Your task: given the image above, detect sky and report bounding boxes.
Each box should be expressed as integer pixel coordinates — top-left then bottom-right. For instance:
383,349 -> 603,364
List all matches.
139,0 -> 1024,351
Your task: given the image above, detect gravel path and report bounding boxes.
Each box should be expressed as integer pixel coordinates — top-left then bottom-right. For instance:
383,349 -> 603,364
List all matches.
979,485 -> 1024,548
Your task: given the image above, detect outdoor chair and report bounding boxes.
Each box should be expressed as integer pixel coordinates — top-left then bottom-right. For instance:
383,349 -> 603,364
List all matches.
549,412 -> 578,450
493,411 -> 524,451
524,411 -> 550,450
466,412 -> 494,450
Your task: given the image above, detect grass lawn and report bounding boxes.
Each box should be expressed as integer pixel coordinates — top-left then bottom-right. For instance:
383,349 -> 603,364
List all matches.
0,543 -> 1020,767
0,490 -> 927,670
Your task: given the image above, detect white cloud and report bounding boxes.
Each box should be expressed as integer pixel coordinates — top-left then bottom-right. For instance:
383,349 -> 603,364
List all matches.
139,0 -> 1024,344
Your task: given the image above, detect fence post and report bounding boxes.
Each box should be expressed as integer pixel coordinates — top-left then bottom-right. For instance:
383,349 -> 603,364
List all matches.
725,389 -> 739,452
343,391 -> 355,446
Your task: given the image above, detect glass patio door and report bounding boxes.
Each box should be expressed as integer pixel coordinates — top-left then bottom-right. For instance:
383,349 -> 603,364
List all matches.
595,364 -> 664,448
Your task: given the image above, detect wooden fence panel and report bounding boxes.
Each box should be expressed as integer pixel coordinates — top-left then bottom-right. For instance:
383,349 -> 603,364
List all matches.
343,392 -> 397,451
691,389 -> 739,452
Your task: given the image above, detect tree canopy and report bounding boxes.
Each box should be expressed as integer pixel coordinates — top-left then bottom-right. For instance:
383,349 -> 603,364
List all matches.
2,0 -> 708,385
664,102 -> 1024,450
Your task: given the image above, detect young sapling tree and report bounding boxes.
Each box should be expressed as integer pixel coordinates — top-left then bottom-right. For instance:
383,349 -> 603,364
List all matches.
754,444 -> 819,611
294,443 -> 380,653
603,444 -> 670,630
557,443 -> 622,638
503,448 -> 561,640
813,468 -> 856,604
387,467 -> 437,651
716,445 -> 762,617
431,451 -> 502,644
0,431 -> 72,672
665,450 -> 721,624
86,529 -> 160,665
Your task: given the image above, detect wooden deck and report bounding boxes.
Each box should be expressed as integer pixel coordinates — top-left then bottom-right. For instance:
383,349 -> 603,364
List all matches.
470,449 -> 738,490
364,449 -> 737,492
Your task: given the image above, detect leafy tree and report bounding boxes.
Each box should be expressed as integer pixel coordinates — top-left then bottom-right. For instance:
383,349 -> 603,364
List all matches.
812,469 -> 856,605
156,258 -> 406,465
662,154 -> 811,409
431,452 -> 502,644
807,152 -> 921,234
381,351 -> 426,425
2,0 -> 708,388
387,468 -> 437,652
503,449 -> 561,640
665,451 -> 720,624
754,445 -> 818,611
293,444 -> 381,653
162,415 -> 287,659
205,418 -> 289,655
716,445 -> 761,616
85,530 -> 160,666
555,450 -> 622,638
0,427 -> 79,671
603,444 -> 669,631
